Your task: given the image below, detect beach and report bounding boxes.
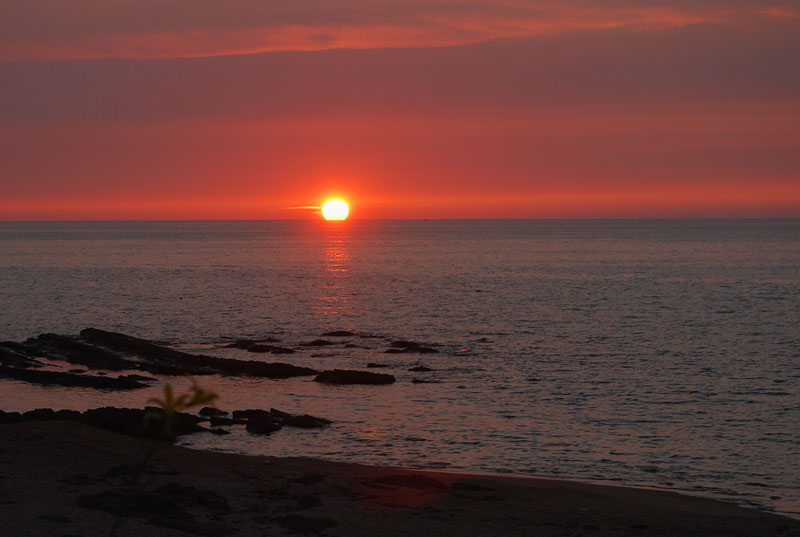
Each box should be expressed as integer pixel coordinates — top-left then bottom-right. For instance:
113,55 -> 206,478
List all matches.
2,420 -> 797,537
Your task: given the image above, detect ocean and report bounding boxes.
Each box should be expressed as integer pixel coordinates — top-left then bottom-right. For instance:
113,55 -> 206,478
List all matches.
0,219 -> 798,516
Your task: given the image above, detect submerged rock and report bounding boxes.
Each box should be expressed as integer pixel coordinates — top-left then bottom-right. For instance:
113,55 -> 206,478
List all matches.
246,344 -> 295,354
300,339 -> 335,347
385,340 -> 439,354
223,337 -> 281,349
321,331 -> 355,337
281,414 -> 332,429
314,369 -> 395,385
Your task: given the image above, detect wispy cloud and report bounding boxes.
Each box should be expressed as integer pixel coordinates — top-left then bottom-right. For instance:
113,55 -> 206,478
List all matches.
1,1 -> 796,61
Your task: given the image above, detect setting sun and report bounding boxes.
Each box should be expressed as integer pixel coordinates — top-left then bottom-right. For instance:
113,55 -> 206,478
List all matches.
321,199 -> 349,221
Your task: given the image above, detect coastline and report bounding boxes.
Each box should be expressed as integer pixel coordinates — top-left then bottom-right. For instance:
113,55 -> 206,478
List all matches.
2,421 -> 797,537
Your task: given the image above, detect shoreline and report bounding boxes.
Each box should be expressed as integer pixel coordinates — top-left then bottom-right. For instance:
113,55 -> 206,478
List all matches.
184,439 -> 795,520
2,421 -> 798,536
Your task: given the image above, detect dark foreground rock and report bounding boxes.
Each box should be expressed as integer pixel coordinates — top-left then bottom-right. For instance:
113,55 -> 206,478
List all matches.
0,365 -> 148,389
321,331 -> 355,337
385,340 -> 439,354
233,408 -> 332,435
314,369 -> 396,385
78,484 -> 232,536
0,407 -> 208,440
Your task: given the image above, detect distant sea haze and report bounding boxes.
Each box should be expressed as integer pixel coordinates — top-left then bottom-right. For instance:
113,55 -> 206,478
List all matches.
0,219 -> 798,517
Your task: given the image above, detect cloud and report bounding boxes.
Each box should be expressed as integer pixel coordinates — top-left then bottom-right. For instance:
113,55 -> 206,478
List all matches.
0,0 -> 797,61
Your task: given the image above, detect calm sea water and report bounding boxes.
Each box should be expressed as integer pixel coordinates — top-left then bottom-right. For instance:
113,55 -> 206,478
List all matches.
0,220 -> 798,516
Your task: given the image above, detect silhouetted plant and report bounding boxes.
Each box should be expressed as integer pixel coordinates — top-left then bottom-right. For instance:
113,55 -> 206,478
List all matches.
109,378 -> 218,537
147,377 -> 218,442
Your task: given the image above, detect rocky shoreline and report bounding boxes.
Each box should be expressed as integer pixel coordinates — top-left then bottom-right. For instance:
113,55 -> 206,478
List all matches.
0,405 -> 331,440
0,327 -> 445,390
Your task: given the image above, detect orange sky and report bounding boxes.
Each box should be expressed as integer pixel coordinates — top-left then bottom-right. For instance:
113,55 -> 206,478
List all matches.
1,1 -> 798,219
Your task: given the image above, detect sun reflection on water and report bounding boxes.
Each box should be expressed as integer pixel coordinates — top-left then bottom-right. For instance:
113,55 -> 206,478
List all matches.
314,231 -> 354,320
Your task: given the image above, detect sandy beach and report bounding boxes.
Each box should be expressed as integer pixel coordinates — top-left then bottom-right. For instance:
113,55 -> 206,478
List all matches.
2,420 -> 797,537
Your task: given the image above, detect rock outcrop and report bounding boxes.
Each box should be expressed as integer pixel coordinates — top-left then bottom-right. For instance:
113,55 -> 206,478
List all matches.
314,369 -> 396,385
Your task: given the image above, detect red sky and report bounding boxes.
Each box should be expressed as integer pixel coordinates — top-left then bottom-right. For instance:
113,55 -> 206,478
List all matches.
1,0 -> 798,219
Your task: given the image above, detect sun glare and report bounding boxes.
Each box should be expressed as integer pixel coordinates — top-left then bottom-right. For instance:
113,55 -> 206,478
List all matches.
321,199 -> 349,221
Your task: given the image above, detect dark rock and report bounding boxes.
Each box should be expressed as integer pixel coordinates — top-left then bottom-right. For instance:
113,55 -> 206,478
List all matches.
0,410 -> 22,424
118,374 -> 157,382
321,331 -> 355,337
67,369 -> 86,374
199,407 -> 227,417
232,409 -> 272,420
5,328 -> 315,380
366,363 -> 389,368
222,338 -> 281,349
314,369 -> 395,385
386,340 -> 439,354
222,339 -> 256,349
246,344 -> 295,354
268,407 -> 293,419
275,515 -> 337,533
210,428 -> 229,435
18,332 -> 187,376
234,408 -> 330,430
0,366 -> 147,389
300,339 -> 335,347
81,406 -> 206,440
246,417 -> 282,435
408,366 -> 433,372
0,341 -> 45,368
281,414 -> 331,429
24,333 -> 141,371
80,328 -> 315,378
208,416 -> 244,427
411,379 -> 442,384
23,408 -> 82,421
344,344 -> 363,348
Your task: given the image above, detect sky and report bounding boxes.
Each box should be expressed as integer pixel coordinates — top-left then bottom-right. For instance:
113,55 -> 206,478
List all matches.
1,0 -> 798,219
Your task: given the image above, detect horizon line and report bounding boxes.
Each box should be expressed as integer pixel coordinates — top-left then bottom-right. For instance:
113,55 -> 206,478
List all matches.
2,217 -> 799,224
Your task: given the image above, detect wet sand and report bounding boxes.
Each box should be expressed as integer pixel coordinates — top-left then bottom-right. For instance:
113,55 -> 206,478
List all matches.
1,421 -> 797,537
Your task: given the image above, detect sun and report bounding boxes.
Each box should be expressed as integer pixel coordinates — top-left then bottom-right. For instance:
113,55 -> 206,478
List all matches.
321,199 -> 349,221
